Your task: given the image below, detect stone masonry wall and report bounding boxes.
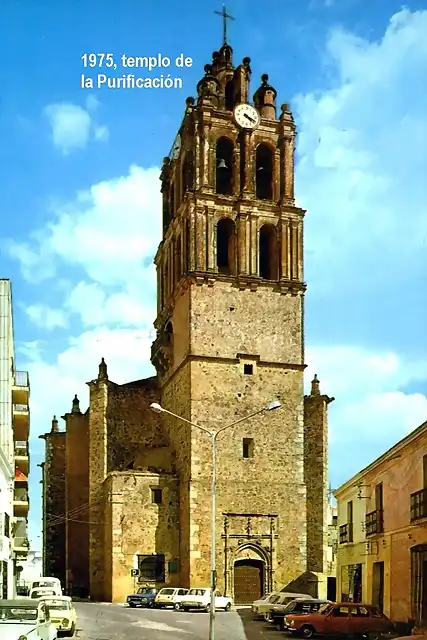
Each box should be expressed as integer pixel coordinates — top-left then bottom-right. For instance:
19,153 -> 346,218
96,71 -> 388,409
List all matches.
65,411 -> 89,597
103,471 -> 180,603
43,433 -> 66,587
105,377 -> 171,473
304,394 -> 329,575
186,359 -> 307,593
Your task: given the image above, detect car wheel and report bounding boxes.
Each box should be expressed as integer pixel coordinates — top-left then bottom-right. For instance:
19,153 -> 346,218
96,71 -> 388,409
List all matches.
224,603 -> 231,611
174,602 -> 181,611
67,623 -> 76,637
300,624 -> 315,638
129,602 -> 136,608
276,621 -> 284,631
182,606 -> 189,612
205,603 -> 211,613
367,634 -> 381,640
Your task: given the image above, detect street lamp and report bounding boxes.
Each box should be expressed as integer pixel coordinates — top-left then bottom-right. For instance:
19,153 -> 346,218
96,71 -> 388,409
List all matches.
150,398 -> 281,640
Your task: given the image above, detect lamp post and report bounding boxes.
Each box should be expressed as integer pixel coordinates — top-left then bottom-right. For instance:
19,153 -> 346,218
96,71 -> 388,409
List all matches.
150,399 -> 281,640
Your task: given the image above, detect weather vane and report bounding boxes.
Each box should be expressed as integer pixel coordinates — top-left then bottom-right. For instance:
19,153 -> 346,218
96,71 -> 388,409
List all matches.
214,5 -> 235,45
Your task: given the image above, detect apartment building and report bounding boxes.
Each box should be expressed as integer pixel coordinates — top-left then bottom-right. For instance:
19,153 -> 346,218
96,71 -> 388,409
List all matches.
0,279 -> 31,597
335,420 -> 427,631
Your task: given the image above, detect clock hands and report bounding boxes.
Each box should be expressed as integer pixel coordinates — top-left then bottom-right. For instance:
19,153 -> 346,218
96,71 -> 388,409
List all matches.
244,113 -> 256,124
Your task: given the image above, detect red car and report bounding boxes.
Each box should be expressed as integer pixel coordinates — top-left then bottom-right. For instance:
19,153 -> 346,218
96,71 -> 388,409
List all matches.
284,602 -> 395,638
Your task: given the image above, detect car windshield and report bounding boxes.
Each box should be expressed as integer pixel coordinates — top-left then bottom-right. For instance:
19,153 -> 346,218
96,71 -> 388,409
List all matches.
160,589 -> 175,594
188,589 -> 206,596
0,606 -> 38,621
319,603 -> 333,615
137,588 -> 151,594
269,595 -> 280,603
285,602 -> 297,612
34,581 -> 56,588
44,600 -> 70,611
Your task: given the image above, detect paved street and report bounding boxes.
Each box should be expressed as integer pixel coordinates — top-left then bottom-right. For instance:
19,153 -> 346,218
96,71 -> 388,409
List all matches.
74,602 -> 280,640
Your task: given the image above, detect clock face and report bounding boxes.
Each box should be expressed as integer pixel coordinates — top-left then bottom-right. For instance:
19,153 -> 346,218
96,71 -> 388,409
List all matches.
171,133 -> 181,160
233,103 -> 260,130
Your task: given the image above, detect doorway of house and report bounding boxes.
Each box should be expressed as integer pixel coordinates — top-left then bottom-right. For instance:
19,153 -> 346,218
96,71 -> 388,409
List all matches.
372,561 -> 384,611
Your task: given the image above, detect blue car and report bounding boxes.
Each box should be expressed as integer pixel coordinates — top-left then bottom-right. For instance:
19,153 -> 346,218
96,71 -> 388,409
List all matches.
127,587 -> 158,608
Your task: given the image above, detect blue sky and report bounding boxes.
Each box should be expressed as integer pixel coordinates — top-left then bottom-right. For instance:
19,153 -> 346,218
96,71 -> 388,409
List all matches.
1,0 -> 426,547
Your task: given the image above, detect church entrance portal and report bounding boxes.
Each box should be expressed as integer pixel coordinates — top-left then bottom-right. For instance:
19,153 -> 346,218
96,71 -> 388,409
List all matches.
233,559 -> 264,604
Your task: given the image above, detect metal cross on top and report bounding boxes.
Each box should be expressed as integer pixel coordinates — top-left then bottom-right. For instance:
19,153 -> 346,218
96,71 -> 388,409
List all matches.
214,5 -> 235,45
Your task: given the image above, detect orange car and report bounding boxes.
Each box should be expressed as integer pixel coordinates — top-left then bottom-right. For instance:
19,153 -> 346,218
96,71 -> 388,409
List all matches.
284,602 -> 395,638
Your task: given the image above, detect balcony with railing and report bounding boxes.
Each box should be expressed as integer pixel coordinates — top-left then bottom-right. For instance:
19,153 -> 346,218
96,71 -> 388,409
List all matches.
339,522 -> 354,544
365,509 -> 384,536
14,441 -> 29,475
12,403 -> 30,441
410,488 -> 427,523
13,488 -> 29,516
12,517 -> 29,555
12,370 -> 30,405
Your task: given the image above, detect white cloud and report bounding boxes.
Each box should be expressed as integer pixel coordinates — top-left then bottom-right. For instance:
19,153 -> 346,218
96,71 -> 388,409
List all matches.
24,304 -> 68,331
295,8 -> 427,294
43,97 -> 109,155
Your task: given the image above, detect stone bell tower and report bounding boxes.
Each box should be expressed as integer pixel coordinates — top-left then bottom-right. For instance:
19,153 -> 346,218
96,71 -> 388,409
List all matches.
151,33 -> 320,601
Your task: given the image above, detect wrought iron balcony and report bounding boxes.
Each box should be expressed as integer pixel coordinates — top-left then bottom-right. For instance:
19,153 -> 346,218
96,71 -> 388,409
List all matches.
365,509 -> 384,536
410,488 -> 427,522
339,522 -> 353,544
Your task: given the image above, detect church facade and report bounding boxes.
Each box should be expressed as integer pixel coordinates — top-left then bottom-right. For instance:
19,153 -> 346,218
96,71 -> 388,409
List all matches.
41,40 -> 334,604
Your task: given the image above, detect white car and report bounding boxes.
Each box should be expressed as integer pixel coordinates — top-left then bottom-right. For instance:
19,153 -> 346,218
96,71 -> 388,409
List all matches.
0,598 -> 57,640
251,592 -> 280,616
154,588 -> 189,610
180,588 -> 232,612
40,596 -> 77,636
30,587 -> 58,600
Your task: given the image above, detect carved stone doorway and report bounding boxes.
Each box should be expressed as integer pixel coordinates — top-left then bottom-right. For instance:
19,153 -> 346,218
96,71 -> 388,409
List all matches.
233,559 -> 264,604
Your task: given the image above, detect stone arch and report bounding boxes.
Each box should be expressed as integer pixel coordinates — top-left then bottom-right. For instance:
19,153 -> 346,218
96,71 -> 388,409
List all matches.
216,217 -> 236,275
215,137 -> 234,195
255,143 -> 274,200
259,223 -> 279,280
232,542 -> 271,604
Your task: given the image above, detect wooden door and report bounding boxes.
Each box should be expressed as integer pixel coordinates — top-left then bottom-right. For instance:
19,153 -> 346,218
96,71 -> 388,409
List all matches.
233,560 -> 263,604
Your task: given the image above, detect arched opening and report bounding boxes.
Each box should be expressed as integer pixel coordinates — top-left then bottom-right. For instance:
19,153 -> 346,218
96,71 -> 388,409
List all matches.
259,224 -> 278,280
225,80 -> 234,110
216,137 -> 234,195
255,144 -> 274,200
216,218 -> 236,275
162,197 -> 171,235
165,322 -> 173,346
181,151 -> 194,194
234,559 -> 265,604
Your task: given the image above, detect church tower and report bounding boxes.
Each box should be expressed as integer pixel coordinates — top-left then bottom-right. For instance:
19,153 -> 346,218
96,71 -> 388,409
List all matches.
151,30 -> 326,600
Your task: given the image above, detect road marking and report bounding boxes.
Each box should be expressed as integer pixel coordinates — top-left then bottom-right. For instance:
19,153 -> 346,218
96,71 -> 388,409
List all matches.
131,619 -> 195,634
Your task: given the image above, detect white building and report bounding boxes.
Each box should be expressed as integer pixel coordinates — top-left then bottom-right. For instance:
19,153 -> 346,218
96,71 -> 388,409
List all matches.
0,279 -> 31,598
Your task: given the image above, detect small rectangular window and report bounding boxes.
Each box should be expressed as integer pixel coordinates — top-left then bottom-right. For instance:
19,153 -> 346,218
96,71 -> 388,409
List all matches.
243,438 -> 254,458
243,364 -> 253,375
151,488 -> 162,504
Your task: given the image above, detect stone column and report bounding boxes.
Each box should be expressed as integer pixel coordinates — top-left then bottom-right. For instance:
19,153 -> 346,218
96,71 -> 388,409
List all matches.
206,207 -> 215,271
291,222 -> 298,280
285,136 -> 295,200
237,214 -> 248,275
188,203 -> 196,271
241,131 -> 255,195
196,207 -> 206,271
274,150 -> 280,201
280,219 -> 291,280
250,216 -> 258,276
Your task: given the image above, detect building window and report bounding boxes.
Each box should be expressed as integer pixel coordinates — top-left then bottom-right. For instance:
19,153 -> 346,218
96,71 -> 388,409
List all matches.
182,151 -> 194,193
347,501 -> 353,542
242,438 -> 254,458
259,224 -> 278,280
4,513 -> 10,537
243,363 -> 253,375
255,143 -> 274,200
216,218 -> 236,275
423,455 -> 427,487
151,488 -> 162,504
216,137 -> 234,195
170,183 -> 175,217
137,554 -> 165,582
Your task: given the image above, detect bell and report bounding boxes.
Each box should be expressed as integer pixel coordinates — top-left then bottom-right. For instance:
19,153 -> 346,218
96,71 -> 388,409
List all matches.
217,158 -> 228,169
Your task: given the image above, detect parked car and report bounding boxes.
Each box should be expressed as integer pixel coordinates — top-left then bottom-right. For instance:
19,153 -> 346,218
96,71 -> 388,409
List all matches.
126,587 -> 158,608
154,588 -> 189,610
0,598 -> 57,640
30,578 -> 63,596
180,588 -> 232,612
285,602 -> 395,638
267,598 -> 330,631
40,595 -> 77,637
252,591 -> 312,619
